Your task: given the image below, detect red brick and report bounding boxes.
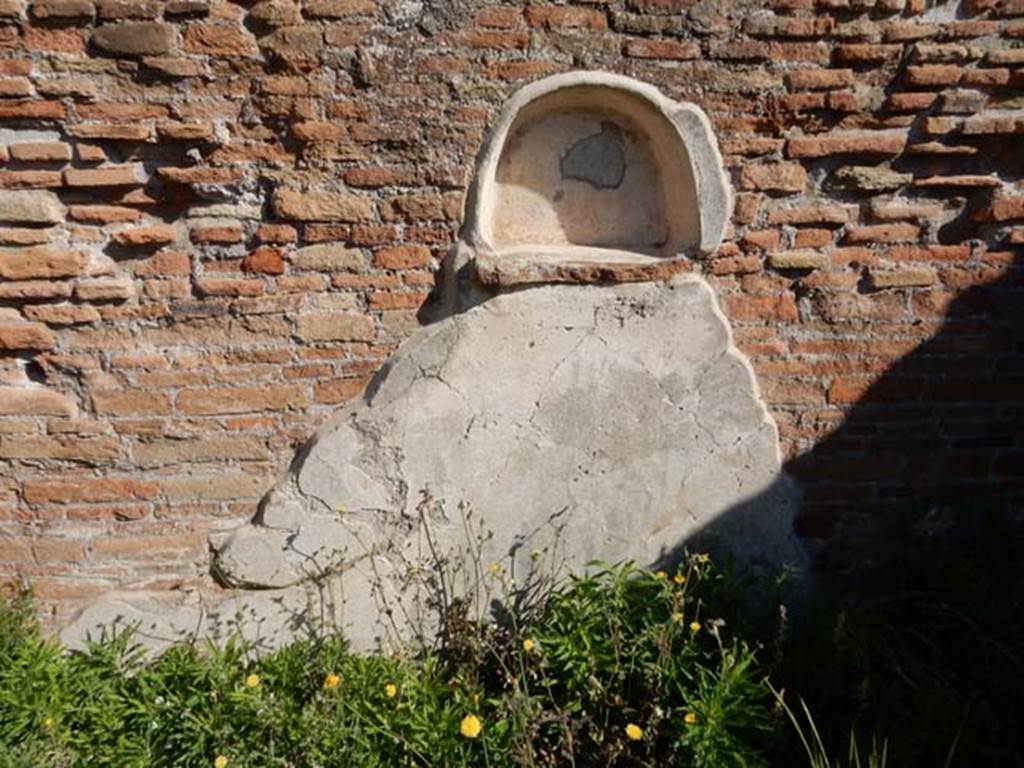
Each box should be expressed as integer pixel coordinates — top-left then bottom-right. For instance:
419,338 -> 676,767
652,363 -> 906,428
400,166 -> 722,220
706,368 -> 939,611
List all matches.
67,123 -> 150,141
24,304 -> 101,325
256,223 -> 296,244
721,137 -> 784,157
158,474 -> 271,502
91,532 -> 205,560
0,98 -> 64,120
709,253 -> 762,275
0,170 -> 62,188
741,229 -> 781,252
304,0 -> 375,17
0,228 -> 51,246
176,384 -> 306,415
845,223 -> 921,243
77,104 -> 167,121
885,92 -> 938,112
372,244 -> 432,270
957,67 -> 1008,88
627,0 -> 695,11
0,249 -> 82,282
787,131 -> 907,158
67,205 -> 140,224
157,166 -> 244,185
623,39 -> 700,60
739,162 -> 807,192
22,26 -> 86,54
905,64 -> 961,86
724,293 -> 799,322
32,538 -> 87,563
314,377 -> 369,404
785,69 -> 854,90
64,165 -> 144,187
0,78 -> 29,97
465,30 -> 528,50
0,435 -> 121,462
960,114 -> 1024,135
241,246 -> 286,274
0,386 -> 77,417
295,312 -> 376,341
367,291 -> 428,310
190,224 -> 243,244
524,5 -> 606,29
76,144 -> 107,163
195,277 -> 264,297
91,390 -> 172,416
75,277 -> 135,301
343,166 -> 416,187
383,194 -> 446,220
133,434 -> 266,465
183,24 -> 257,57
794,228 -> 834,248
473,6 -> 521,27
0,321 -> 56,350
835,44 -> 902,63
157,122 -> 215,141
974,195 -> 1024,222
887,245 -> 972,262
828,378 -> 876,405
744,16 -> 832,37
883,21 -> 939,41
779,93 -> 826,111
292,121 -> 347,141
484,60 -> 564,81
767,205 -> 851,225
0,61 -> 32,76
134,250 -> 190,277
112,224 -> 175,246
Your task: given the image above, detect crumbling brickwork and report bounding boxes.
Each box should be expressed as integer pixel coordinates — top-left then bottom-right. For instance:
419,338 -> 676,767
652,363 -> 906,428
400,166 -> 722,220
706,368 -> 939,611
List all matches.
0,0 -> 1022,624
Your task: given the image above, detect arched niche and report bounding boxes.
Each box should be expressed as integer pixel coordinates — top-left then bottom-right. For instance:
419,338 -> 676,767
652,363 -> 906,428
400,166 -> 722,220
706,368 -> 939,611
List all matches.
459,72 -> 731,286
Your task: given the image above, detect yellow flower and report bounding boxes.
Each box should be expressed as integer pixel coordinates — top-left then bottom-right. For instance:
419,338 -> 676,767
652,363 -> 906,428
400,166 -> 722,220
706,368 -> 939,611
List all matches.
684,711 -> 698,725
214,756 -> 228,768
673,573 -> 686,585
487,563 -> 501,576
42,716 -> 54,729
694,553 -> 710,565
671,611 -> 684,624
460,714 -> 483,739
689,621 -> 702,634
625,723 -> 643,741
654,570 -> 667,580
322,673 -> 340,690
244,673 -> 260,688
384,683 -> 397,698
522,638 -> 535,653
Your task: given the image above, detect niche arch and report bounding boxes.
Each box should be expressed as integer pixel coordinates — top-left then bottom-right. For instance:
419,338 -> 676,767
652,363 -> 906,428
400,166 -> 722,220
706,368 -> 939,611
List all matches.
459,71 -> 731,284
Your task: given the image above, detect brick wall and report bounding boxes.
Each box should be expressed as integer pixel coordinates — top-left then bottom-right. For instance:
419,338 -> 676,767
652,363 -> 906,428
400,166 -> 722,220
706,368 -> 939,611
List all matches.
0,0 -> 1022,624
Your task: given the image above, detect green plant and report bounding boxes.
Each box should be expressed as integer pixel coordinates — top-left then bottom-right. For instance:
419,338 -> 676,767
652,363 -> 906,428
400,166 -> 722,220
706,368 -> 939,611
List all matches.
770,506 -> 1024,768
770,686 -> 888,768
0,556 -> 775,768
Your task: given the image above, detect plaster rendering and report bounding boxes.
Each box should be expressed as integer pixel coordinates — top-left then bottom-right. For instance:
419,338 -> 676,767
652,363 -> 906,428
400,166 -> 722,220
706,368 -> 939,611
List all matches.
63,276 -> 802,652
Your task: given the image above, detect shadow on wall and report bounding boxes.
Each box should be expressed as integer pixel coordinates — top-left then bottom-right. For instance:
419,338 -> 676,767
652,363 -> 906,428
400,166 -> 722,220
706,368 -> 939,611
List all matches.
705,250 -> 1024,591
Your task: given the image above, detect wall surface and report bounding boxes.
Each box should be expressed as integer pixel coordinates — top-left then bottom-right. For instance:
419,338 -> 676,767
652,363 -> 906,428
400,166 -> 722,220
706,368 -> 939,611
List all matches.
0,0 -> 1022,627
